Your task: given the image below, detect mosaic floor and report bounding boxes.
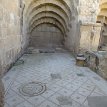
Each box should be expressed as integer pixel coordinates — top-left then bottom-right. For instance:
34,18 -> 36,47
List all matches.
2,52 -> 107,107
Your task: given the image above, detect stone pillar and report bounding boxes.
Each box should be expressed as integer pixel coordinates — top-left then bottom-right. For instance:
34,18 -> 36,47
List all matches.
79,23 -> 101,53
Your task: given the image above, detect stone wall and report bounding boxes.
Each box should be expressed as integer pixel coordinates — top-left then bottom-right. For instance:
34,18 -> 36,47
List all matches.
86,51 -> 107,79
0,0 -> 25,75
30,24 -> 63,49
0,0 -> 105,75
79,0 -> 100,23
65,0 -> 80,53
98,55 -> 107,79
99,24 -> 107,51
79,23 -> 101,53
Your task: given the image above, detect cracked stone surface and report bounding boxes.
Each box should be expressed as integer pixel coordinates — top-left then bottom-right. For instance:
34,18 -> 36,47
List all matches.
2,52 -> 107,107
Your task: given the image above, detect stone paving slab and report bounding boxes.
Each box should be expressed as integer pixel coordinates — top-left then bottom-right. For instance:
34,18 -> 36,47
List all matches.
2,53 -> 107,107
87,96 -> 107,107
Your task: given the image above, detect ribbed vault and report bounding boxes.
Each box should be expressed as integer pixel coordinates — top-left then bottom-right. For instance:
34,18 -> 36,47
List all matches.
30,17 -> 65,34
23,0 -> 72,48
26,0 -> 71,19
29,13 -> 67,33
28,5 -> 69,32
29,11 -> 68,32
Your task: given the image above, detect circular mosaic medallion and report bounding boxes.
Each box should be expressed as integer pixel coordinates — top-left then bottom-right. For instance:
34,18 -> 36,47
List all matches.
19,82 -> 46,97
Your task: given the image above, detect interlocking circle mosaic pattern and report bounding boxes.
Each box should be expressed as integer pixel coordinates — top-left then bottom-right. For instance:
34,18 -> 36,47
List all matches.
19,82 -> 46,97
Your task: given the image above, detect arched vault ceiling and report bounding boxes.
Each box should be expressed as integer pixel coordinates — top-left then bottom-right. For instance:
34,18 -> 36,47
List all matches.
26,3 -> 70,23
29,11 -> 68,31
24,0 -> 72,15
33,23 -> 64,36
27,6 -> 68,27
30,16 -> 66,33
30,17 -> 65,35
24,0 -> 72,37
26,0 -> 71,18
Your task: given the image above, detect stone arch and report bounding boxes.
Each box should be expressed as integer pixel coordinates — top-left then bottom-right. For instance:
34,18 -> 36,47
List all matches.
24,0 -> 71,17
26,0 -> 71,18
30,23 -> 64,48
31,23 -> 64,36
29,13 -> 67,33
29,11 -> 68,31
26,3 -> 70,23
27,6 -> 69,29
30,17 -> 65,35
23,0 -> 72,49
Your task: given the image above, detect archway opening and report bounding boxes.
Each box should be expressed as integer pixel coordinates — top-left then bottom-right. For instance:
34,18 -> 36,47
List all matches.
23,0 -> 72,50
29,23 -> 64,49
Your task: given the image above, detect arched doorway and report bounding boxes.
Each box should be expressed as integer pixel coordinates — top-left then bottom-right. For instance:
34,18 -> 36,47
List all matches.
23,0 -> 72,50
29,23 -> 64,49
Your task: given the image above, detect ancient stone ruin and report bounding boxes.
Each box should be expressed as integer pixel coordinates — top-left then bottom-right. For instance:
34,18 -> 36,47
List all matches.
0,0 -> 107,107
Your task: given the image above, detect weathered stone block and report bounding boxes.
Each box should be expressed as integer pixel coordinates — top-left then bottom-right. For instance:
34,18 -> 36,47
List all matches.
79,23 -> 101,53
76,56 -> 86,67
86,51 -> 107,79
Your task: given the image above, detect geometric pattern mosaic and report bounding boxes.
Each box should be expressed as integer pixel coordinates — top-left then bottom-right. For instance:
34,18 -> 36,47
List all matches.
19,82 -> 46,97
